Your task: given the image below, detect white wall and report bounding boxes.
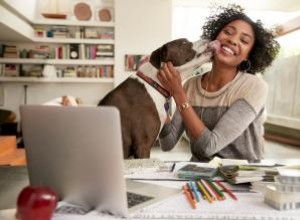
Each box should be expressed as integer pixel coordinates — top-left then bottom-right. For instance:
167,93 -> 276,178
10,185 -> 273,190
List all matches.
2,82 -> 112,117
114,0 -> 172,85
2,0 -> 36,21
0,5 -> 34,40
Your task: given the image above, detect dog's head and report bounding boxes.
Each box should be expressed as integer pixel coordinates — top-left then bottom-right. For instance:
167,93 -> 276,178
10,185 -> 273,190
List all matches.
150,38 -> 196,69
149,38 -> 220,80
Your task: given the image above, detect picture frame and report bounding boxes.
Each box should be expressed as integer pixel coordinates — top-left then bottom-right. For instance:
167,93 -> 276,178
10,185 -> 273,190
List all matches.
124,54 -> 149,71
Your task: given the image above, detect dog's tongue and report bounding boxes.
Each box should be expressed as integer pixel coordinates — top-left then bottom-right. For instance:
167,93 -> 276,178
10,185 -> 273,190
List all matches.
208,40 -> 221,54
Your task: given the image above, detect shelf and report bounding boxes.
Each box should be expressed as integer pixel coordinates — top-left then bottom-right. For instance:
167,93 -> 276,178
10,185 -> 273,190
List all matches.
33,19 -> 115,27
0,58 -> 114,65
0,76 -> 114,83
32,37 -> 114,44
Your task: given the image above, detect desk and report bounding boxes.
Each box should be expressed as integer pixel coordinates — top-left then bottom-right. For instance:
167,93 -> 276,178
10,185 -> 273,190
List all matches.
0,159 -> 300,220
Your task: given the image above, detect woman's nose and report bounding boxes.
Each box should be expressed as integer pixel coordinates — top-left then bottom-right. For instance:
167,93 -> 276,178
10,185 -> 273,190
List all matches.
228,36 -> 238,46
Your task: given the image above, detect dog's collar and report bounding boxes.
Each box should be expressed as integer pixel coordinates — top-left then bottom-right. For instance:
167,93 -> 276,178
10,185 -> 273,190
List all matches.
136,71 -> 171,98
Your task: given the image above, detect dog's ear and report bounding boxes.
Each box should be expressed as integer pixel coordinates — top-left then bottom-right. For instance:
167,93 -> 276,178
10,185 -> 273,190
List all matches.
149,47 -> 164,69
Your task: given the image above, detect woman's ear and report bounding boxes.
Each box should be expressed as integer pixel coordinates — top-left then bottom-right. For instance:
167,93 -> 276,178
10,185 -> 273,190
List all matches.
238,59 -> 252,72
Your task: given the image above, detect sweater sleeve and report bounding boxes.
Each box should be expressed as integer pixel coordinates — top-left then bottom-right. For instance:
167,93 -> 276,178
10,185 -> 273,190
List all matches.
192,99 -> 255,157
191,78 -> 268,158
159,110 -> 185,151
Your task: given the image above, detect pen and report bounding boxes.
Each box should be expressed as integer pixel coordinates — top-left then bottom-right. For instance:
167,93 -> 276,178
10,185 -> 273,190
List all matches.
182,185 -> 197,209
197,181 -> 213,203
170,163 -> 176,172
215,180 -> 238,201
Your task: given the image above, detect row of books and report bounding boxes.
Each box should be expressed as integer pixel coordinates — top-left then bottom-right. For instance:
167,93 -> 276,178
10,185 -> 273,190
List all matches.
0,64 -> 43,77
61,65 -> 114,78
0,64 -> 114,78
0,44 -> 113,60
34,26 -> 114,40
0,45 -> 18,58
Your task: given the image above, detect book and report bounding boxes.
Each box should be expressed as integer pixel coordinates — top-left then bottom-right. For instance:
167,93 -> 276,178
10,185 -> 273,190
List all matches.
177,164 -> 218,180
218,165 -> 279,184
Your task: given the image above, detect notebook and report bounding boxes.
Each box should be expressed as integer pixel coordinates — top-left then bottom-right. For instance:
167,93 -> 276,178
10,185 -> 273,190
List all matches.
20,105 -> 179,217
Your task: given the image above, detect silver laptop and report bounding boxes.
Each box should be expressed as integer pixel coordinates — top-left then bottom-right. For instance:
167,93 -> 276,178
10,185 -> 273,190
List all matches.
20,105 -> 179,217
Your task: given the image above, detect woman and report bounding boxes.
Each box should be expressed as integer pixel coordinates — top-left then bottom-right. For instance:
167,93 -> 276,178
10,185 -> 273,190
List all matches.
158,4 -> 280,162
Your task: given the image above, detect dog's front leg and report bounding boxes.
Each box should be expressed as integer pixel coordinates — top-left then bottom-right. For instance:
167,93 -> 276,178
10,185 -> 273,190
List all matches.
134,145 -> 151,159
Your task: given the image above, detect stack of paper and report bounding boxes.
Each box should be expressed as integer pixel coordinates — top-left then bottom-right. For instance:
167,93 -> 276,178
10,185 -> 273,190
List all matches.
218,165 -> 279,184
123,158 -> 172,174
264,165 -> 300,210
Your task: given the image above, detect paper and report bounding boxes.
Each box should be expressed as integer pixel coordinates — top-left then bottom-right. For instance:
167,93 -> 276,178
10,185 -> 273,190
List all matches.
124,158 -> 173,175
209,156 -> 249,166
124,161 -> 217,181
131,192 -> 300,219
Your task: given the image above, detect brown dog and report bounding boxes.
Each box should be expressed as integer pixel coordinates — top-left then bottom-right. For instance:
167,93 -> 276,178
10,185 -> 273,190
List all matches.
98,38 -> 219,158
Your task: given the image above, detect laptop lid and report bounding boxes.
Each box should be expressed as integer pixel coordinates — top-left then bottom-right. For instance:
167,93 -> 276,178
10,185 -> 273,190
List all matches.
20,105 -> 128,216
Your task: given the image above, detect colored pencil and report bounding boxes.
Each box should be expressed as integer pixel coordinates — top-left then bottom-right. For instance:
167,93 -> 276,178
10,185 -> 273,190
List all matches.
215,180 -> 238,201
185,183 -> 195,200
182,185 -> 197,209
200,179 -> 215,201
196,180 -> 206,199
197,181 -> 213,203
190,181 -> 200,202
208,180 -> 226,200
202,179 -> 223,201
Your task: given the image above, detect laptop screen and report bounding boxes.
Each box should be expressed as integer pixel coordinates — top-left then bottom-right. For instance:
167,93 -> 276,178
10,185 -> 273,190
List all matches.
20,105 -> 128,216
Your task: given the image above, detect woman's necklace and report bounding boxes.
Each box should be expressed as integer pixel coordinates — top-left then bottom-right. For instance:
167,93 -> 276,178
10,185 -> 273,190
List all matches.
200,72 -> 212,120
200,70 -> 239,120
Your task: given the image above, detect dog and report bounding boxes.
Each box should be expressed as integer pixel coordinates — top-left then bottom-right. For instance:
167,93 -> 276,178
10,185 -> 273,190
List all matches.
98,38 -> 220,158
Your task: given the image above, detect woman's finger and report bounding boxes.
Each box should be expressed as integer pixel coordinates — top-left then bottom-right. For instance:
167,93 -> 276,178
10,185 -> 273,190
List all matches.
167,62 -> 182,83
161,63 -> 173,80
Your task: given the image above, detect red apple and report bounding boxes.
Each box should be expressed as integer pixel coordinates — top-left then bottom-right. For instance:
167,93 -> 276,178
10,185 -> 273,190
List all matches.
16,185 -> 58,220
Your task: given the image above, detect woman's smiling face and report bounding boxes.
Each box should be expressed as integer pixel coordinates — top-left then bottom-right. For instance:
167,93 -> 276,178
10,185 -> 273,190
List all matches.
215,19 -> 255,68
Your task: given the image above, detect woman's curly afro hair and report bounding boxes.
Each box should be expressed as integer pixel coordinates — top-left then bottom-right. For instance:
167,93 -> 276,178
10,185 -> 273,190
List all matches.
201,4 -> 280,74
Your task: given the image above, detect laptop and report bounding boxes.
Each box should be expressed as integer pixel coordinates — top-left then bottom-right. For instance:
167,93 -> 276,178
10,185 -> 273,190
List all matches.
20,105 -> 179,217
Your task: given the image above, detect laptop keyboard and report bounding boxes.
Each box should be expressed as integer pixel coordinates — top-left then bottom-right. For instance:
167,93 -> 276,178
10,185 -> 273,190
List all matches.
55,192 -> 155,215
127,192 -> 154,208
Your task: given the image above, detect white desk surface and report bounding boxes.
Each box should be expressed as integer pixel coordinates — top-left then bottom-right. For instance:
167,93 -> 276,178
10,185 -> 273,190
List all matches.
1,158 -> 300,220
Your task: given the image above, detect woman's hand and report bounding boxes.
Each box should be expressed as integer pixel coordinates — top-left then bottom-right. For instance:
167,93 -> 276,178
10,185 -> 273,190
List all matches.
157,62 -> 184,98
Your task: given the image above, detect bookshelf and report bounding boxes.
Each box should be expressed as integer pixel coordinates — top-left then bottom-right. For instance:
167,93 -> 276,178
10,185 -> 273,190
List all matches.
0,22 -> 115,80
0,58 -> 114,65
0,76 -> 113,83
0,0 -> 115,82
0,0 -> 173,119
0,0 -> 117,118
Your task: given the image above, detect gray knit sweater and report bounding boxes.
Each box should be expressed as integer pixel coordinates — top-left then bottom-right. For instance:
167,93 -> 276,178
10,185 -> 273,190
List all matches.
159,71 -> 268,162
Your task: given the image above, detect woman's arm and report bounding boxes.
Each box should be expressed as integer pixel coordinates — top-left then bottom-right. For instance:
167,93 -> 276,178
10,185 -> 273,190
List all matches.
158,62 -> 206,140
158,62 -> 268,159
159,110 -> 185,151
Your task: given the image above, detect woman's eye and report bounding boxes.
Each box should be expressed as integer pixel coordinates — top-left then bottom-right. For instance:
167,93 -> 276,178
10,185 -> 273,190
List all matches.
224,29 -> 232,35
241,38 -> 250,45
